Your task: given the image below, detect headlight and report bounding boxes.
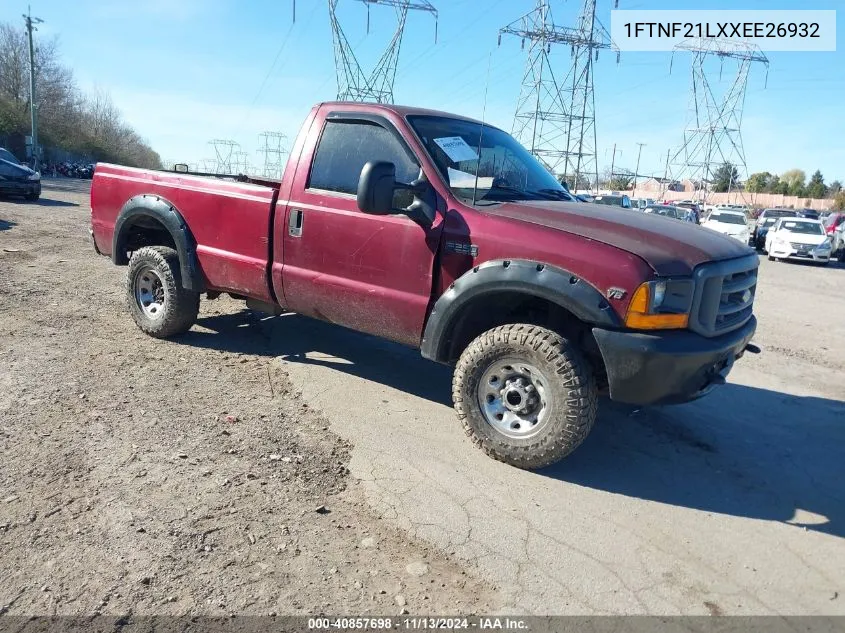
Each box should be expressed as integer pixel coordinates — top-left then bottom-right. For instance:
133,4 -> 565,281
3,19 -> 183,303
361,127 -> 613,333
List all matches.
625,279 -> 692,330
27,172 -> 40,181
651,281 -> 667,308
816,239 -> 832,251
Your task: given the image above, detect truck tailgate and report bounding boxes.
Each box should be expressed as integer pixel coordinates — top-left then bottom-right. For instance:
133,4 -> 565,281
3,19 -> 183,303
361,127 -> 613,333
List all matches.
92,164 -> 277,301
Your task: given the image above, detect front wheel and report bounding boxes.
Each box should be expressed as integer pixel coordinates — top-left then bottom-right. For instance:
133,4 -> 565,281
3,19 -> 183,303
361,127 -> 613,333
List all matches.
126,246 -> 200,338
452,324 -> 597,470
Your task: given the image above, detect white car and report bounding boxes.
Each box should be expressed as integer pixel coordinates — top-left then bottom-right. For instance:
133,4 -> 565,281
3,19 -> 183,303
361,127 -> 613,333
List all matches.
765,217 -> 832,265
701,210 -> 750,243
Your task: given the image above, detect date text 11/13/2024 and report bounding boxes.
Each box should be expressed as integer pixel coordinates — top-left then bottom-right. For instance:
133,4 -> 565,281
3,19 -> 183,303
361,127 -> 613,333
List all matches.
307,617 -> 528,630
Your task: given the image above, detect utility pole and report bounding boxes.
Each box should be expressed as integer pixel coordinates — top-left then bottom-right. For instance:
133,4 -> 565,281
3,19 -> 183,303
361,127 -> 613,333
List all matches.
661,147 -> 670,199
609,143 -> 617,188
23,6 -> 43,171
633,142 -> 645,190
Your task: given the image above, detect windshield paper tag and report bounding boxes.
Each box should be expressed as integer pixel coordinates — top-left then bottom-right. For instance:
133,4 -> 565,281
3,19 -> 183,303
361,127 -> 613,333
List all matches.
434,136 -> 478,163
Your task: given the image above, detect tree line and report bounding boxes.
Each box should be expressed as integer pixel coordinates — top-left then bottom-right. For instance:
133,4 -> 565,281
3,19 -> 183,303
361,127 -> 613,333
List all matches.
712,163 -> 842,199
0,22 -> 160,169
562,163 -> 844,210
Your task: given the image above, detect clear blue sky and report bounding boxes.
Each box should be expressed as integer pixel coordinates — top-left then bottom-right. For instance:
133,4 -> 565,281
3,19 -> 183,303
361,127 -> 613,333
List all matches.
2,0 -> 843,182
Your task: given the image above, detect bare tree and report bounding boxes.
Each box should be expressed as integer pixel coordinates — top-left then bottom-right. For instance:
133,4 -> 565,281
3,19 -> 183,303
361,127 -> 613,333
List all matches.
0,21 -> 160,169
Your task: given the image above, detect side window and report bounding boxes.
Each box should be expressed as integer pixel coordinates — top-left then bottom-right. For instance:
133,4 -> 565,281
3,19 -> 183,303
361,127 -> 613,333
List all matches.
308,120 -> 419,207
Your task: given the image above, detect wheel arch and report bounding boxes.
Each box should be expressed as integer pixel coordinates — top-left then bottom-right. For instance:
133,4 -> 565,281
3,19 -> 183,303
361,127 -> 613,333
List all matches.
421,259 -> 623,365
112,194 -> 205,292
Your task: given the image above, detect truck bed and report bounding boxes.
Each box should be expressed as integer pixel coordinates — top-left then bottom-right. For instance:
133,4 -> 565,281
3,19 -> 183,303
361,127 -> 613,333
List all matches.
91,164 -> 278,301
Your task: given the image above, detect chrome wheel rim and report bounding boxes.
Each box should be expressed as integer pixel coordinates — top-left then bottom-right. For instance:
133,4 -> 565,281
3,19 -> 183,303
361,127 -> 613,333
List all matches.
134,266 -> 166,319
477,359 -> 551,439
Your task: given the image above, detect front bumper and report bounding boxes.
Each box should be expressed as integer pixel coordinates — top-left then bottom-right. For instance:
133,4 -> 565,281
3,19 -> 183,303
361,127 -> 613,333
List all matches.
768,243 -> 830,262
592,316 -> 757,406
0,180 -> 40,197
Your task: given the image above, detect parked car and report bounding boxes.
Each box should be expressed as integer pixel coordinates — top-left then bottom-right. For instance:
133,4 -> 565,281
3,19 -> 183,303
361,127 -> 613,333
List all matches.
701,210 -> 751,244
673,201 -> 702,224
0,158 -> 41,200
822,211 -> 845,237
592,194 -> 632,209
752,208 -> 798,251
630,197 -> 655,211
831,221 -> 845,262
89,100 -> 759,470
643,204 -> 682,219
765,218 -> 832,265
798,208 -> 820,220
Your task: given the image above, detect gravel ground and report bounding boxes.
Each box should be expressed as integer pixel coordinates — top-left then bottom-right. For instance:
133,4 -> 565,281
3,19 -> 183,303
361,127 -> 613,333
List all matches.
0,180 -> 495,616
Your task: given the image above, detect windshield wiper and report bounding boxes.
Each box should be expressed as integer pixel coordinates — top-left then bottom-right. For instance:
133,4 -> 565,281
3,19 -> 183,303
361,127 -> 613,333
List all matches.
534,188 -> 574,201
483,185 -> 548,201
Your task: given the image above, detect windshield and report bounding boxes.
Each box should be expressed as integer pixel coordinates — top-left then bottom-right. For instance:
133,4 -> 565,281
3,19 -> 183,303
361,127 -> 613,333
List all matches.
764,210 -> 796,220
0,148 -> 21,165
710,213 -> 746,225
779,221 -> 824,235
408,115 -> 569,204
645,206 -> 676,217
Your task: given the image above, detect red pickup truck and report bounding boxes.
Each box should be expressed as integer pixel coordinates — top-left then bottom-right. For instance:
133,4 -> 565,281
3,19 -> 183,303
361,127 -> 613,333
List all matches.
90,101 -> 759,469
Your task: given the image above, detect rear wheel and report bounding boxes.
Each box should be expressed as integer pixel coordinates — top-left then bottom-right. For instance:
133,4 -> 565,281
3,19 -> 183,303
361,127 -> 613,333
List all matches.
452,324 -> 597,470
126,246 -> 199,338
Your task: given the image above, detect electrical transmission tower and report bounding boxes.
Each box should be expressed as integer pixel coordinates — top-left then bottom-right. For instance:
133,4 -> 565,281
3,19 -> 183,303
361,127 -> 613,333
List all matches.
325,0 -> 437,103
209,140 -> 240,174
669,38 -> 769,200
256,132 -> 288,180
232,151 -> 251,174
499,0 -> 617,188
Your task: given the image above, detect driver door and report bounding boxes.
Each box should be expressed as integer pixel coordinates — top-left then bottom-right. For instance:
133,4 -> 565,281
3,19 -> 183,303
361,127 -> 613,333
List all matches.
280,113 -> 444,347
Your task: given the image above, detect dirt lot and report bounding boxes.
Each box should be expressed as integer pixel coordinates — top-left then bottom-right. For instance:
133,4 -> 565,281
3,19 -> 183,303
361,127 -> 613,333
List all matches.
1,180 -> 843,616
0,180 -> 495,616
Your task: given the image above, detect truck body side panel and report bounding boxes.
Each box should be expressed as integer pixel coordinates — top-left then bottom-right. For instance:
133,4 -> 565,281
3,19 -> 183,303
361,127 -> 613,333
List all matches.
91,164 -> 276,301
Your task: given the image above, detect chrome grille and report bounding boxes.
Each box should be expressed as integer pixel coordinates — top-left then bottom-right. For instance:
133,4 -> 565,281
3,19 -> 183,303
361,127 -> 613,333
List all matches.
689,254 -> 758,337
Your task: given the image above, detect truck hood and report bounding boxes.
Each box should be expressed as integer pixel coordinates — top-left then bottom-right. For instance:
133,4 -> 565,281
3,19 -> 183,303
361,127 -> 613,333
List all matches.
486,200 -> 752,276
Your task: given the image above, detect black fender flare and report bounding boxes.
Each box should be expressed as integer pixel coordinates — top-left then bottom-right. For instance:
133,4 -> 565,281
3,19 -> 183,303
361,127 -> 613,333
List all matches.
112,194 -> 205,292
420,259 -> 623,363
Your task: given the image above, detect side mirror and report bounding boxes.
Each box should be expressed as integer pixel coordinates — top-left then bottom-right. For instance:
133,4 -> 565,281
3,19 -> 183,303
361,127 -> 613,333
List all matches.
357,161 -> 436,229
357,161 -> 397,216
173,163 -> 189,173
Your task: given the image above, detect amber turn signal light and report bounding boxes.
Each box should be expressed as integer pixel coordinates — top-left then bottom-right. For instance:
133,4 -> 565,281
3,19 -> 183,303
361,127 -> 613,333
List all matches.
624,283 -> 689,330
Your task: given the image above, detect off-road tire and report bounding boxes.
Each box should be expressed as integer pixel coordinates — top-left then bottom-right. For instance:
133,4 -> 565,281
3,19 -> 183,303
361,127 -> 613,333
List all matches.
452,324 -> 598,470
126,246 -> 199,338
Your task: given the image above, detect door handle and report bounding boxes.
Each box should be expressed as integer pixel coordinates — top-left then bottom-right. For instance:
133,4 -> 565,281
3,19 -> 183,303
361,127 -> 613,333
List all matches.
288,208 -> 303,237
